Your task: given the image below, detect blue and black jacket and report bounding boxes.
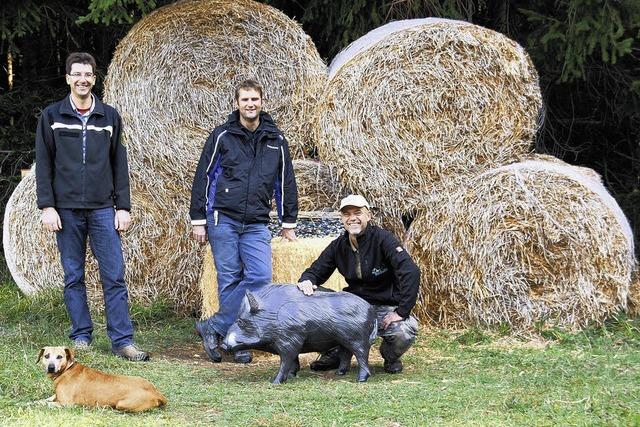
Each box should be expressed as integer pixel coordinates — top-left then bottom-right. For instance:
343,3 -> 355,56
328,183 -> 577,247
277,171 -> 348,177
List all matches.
35,94 -> 130,211
189,110 -> 298,227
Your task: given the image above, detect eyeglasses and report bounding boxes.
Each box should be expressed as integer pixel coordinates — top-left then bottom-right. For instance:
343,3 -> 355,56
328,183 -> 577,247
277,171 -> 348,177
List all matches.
68,72 -> 95,79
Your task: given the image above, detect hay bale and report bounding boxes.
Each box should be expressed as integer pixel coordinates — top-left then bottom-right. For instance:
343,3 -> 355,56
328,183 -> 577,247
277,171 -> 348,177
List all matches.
2,170 -> 204,312
315,18 -> 542,218
3,170 -> 62,295
406,158 -> 636,330
293,159 -> 350,211
628,269 -> 640,317
200,236 -> 345,318
104,0 -> 326,178
97,0 -> 326,310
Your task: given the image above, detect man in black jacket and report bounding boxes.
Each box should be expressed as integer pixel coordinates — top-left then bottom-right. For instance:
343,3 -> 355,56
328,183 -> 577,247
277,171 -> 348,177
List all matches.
297,195 -> 419,373
190,79 -> 298,364
35,52 -> 148,361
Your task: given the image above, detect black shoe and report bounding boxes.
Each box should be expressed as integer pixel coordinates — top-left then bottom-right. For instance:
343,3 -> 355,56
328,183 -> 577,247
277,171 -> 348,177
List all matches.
196,320 -> 222,362
233,350 -> 253,364
383,359 -> 403,374
310,347 -> 341,371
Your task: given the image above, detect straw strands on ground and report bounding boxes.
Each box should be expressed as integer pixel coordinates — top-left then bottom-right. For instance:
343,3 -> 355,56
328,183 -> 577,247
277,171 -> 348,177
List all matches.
293,160 -> 350,211
406,158 -> 636,330
315,18 -> 542,218
3,171 -> 204,311
199,237 -> 345,318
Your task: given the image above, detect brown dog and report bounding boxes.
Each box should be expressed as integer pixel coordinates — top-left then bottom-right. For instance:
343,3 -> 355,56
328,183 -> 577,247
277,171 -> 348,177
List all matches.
37,346 -> 167,412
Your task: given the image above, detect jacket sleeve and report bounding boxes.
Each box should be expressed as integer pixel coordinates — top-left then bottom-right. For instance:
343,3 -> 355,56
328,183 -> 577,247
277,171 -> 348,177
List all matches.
380,231 -> 421,318
189,130 -> 218,225
35,108 -> 56,209
278,135 -> 298,228
298,238 -> 339,286
110,110 -> 131,211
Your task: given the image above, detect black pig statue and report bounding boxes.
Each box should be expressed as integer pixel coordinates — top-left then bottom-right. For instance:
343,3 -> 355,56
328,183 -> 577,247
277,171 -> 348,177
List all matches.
221,284 -> 377,384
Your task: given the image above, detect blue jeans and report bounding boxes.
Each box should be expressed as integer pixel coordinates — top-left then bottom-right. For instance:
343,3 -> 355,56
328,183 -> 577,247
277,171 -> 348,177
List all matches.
56,207 -> 134,349
205,211 -> 272,337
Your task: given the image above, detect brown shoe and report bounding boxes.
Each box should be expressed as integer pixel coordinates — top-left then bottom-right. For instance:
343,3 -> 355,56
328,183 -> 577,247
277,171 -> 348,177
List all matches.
72,339 -> 91,350
112,344 -> 150,361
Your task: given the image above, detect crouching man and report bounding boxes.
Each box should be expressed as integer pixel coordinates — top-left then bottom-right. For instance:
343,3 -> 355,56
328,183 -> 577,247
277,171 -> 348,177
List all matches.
297,195 -> 420,374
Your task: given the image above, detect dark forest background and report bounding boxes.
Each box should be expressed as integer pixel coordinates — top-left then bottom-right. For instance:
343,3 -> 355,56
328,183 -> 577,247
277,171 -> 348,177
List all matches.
1,0 -> 639,261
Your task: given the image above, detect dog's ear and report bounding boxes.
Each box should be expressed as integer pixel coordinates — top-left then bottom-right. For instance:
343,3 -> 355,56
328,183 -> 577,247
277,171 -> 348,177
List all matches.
36,348 -> 45,363
64,347 -> 75,363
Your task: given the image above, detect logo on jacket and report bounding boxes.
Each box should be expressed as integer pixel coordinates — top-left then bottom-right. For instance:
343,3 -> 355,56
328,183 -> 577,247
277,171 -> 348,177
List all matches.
371,266 -> 388,277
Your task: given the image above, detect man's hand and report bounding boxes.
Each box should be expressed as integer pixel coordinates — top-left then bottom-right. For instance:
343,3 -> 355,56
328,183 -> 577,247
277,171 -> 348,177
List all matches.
381,311 -> 403,330
192,225 -> 207,244
281,228 -> 296,242
296,279 -> 317,296
114,210 -> 131,231
41,207 -> 61,232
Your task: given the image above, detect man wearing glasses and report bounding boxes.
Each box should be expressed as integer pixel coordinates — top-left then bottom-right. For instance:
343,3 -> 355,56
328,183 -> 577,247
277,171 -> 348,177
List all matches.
35,52 -> 148,361
297,195 -> 420,374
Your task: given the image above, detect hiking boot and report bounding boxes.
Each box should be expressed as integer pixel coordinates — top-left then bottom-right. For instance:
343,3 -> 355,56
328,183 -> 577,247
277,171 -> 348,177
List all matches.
383,359 -> 403,374
309,347 -> 341,371
233,350 -> 253,364
72,339 -> 91,350
112,344 -> 150,361
196,319 -> 222,362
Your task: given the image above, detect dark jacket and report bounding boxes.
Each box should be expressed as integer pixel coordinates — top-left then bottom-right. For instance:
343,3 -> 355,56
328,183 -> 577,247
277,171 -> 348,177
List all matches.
35,95 -> 130,210
299,224 -> 420,318
189,110 -> 298,226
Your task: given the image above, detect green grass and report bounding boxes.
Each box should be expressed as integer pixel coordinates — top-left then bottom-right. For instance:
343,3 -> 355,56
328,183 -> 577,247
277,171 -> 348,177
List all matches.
0,281 -> 639,426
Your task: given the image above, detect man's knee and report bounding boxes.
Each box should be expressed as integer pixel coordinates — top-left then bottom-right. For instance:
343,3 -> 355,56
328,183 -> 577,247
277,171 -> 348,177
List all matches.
380,316 -> 419,359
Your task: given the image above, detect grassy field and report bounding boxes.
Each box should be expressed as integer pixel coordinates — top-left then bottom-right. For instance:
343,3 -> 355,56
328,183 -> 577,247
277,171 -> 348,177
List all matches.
0,279 -> 639,426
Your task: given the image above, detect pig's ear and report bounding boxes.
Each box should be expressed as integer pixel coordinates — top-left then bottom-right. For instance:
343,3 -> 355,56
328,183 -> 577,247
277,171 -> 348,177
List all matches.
246,291 -> 260,314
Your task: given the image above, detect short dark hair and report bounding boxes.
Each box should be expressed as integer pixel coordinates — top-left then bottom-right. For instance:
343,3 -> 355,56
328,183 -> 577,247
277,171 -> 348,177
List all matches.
235,79 -> 263,100
65,52 -> 97,75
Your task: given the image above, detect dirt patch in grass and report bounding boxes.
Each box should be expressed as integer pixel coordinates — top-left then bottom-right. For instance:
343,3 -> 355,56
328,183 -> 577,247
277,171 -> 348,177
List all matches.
155,341 -> 388,377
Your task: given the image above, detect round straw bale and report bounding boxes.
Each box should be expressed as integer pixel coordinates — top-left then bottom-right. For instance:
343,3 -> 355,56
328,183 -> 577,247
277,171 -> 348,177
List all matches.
3,170 -> 62,295
293,159 -> 350,211
406,158 -> 636,330
628,269 -> 640,317
315,18 -> 542,217
2,170 -> 204,312
200,236 -> 346,318
104,0 -> 327,183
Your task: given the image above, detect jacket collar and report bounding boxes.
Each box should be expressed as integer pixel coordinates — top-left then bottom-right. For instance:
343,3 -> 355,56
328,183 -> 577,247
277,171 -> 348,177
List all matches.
60,93 -> 106,117
342,223 -> 375,244
225,110 -> 279,136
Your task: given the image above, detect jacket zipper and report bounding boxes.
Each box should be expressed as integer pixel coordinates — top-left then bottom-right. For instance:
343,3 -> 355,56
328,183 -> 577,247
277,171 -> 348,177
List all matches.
80,115 -> 87,205
242,131 -> 259,224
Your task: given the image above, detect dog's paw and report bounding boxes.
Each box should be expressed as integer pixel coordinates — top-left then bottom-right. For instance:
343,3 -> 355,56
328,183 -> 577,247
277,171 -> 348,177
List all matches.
33,395 -> 59,407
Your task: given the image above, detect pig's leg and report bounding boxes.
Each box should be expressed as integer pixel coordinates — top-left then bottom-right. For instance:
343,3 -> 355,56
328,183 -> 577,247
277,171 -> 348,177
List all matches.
272,354 -> 299,384
353,344 -> 372,382
286,356 -> 300,380
335,347 -> 352,376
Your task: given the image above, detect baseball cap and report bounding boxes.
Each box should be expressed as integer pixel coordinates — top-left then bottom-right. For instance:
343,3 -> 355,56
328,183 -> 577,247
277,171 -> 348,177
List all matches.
339,195 -> 370,211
